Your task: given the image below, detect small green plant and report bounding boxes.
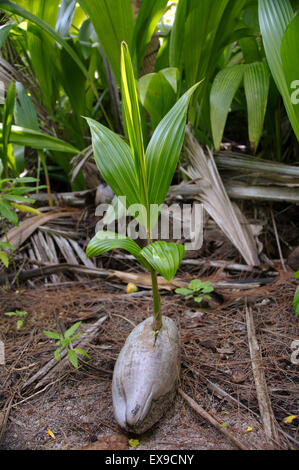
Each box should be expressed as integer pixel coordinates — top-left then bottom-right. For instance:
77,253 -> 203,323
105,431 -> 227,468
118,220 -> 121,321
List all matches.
43,321 -> 90,369
0,176 -> 41,225
175,279 -> 214,304
4,309 -> 28,329
293,270 -> 299,317
0,175 -> 42,267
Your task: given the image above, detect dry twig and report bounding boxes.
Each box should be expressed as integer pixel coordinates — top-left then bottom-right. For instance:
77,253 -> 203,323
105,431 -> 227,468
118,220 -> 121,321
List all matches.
245,304 -> 280,448
178,388 -> 248,450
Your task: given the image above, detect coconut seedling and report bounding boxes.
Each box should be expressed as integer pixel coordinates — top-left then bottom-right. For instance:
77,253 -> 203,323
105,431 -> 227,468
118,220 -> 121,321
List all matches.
85,42 -> 200,434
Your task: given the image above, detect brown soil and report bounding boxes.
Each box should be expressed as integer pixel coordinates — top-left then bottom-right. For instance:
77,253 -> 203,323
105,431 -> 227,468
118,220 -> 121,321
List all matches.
0,271 -> 298,451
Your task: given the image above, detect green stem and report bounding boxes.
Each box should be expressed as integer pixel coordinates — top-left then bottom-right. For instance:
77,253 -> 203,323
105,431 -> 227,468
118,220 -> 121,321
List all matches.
147,228 -> 162,331
39,152 -> 53,207
1,217 -> 20,292
150,267 -> 162,331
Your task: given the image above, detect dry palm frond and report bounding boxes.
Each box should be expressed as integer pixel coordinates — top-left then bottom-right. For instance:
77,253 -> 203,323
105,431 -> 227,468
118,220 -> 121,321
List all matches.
183,127 -> 260,266
70,145 -> 93,183
0,209 -> 79,250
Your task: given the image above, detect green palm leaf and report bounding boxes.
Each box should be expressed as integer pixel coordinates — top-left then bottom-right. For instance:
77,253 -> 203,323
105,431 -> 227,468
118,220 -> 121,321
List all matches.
210,65 -> 245,151
140,241 -> 185,282
145,83 -> 200,217
132,0 -> 168,73
258,0 -> 299,140
85,117 -> 143,219
280,12 -> 299,140
1,81 -> 15,177
244,61 -> 270,153
120,41 -> 147,207
78,0 -> 134,85
0,124 -> 79,153
138,68 -> 180,130
86,230 -> 149,269
0,0 -> 99,104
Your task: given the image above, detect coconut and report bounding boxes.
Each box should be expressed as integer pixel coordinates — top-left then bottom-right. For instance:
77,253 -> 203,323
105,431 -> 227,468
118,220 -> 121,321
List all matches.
112,316 -> 180,434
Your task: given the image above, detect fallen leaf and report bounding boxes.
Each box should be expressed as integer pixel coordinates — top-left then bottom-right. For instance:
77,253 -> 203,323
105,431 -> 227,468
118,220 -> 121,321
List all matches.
244,426 -> 253,433
129,438 -> 140,448
283,415 -> 297,424
126,282 -> 138,294
47,429 -> 56,440
231,371 -> 246,384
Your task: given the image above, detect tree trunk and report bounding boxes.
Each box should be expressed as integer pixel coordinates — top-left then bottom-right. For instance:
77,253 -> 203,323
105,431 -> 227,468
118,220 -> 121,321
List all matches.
130,0 -> 160,76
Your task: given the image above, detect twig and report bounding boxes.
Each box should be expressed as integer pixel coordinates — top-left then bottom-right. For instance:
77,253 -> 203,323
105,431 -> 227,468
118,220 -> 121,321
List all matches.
0,394 -> 15,444
270,209 -> 287,272
245,303 -> 280,447
111,314 -> 136,328
178,388 -> 248,450
186,365 -> 260,418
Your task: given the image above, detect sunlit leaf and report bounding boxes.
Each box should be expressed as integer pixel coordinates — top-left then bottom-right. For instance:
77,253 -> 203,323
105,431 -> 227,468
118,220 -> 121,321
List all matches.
132,0 -> 168,73
0,124 -> 79,153
121,41 -> 147,206
11,203 -> 40,215
0,250 -> 9,267
78,0 -> 134,84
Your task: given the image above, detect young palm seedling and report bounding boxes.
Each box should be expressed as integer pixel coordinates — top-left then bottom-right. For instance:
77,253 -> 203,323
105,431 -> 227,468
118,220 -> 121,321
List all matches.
85,42 -> 201,433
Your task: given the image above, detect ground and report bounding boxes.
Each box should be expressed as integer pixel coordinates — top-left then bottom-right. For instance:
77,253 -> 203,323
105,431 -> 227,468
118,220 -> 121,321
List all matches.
0,269 -> 298,451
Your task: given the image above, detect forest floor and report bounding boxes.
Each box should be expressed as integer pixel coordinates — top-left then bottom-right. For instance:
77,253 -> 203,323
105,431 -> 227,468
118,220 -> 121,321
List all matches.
0,203 -> 298,451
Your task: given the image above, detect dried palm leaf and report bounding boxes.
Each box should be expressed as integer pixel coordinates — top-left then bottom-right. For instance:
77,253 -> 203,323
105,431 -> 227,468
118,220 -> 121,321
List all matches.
0,209 -> 79,250
184,127 -> 260,266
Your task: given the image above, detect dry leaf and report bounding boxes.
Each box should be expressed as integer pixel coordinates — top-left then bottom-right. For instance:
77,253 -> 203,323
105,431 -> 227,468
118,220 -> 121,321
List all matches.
231,371 -> 246,384
126,283 -> 138,294
47,429 -> 56,440
1,209 -> 79,250
244,426 -> 253,433
283,415 -> 297,424
128,438 -> 140,448
183,127 -> 260,266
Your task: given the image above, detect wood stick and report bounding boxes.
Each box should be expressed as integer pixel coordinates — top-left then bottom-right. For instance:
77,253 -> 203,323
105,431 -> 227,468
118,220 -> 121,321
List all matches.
245,304 -> 280,447
270,210 -> 287,272
178,388 -> 248,450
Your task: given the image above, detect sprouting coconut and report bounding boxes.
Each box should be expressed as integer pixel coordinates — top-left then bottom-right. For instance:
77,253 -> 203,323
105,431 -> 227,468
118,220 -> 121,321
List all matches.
85,42 -> 201,433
